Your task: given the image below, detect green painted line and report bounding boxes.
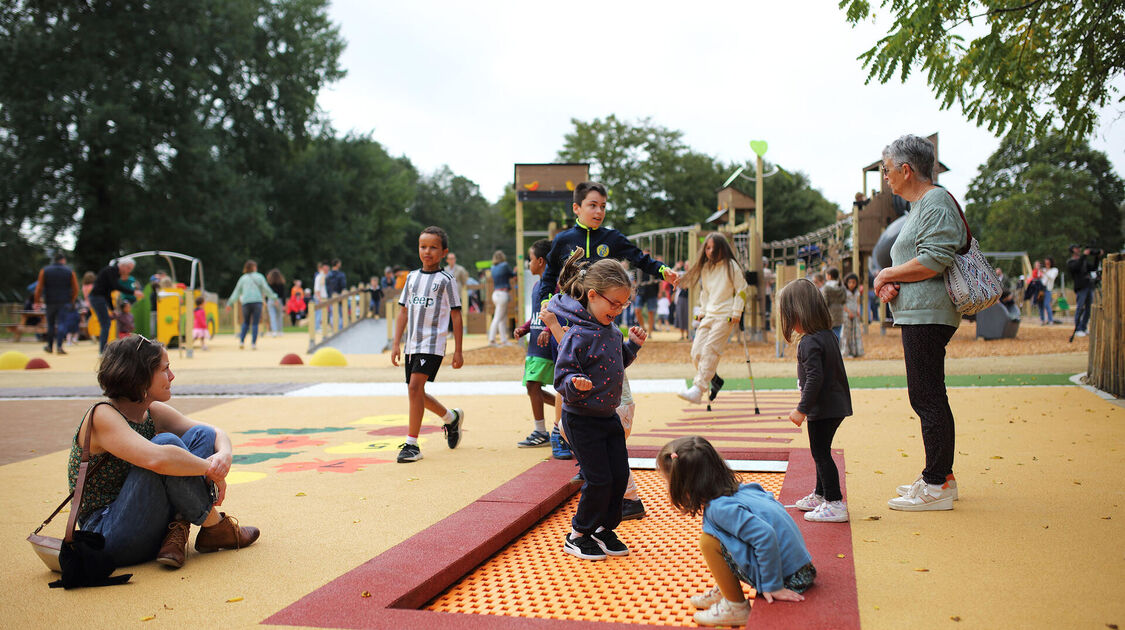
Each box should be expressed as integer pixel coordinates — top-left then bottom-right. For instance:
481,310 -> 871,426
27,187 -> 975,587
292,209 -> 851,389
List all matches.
691,373 -> 1076,390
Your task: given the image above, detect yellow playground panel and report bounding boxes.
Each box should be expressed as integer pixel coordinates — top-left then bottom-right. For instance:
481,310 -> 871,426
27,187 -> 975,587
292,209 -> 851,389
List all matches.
156,287 -> 218,347
86,251 -> 216,355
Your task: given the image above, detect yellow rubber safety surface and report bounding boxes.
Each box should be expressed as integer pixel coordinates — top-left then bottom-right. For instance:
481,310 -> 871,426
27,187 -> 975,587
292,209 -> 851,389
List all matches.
426,470 -> 784,626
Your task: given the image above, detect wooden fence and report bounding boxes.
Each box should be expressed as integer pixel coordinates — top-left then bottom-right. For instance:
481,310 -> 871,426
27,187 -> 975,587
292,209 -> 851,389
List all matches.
1087,253 -> 1123,398
307,284 -> 375,353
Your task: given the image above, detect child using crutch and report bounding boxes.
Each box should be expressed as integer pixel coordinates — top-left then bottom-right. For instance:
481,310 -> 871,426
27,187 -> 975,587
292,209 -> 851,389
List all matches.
677,232 -> 747,404
658,436 -> 815,627
778,278 -> 853,522
546,250 -> 647,560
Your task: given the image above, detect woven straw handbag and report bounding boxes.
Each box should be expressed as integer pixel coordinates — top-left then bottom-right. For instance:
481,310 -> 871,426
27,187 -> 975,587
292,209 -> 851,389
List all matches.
943,192 -> 1001,316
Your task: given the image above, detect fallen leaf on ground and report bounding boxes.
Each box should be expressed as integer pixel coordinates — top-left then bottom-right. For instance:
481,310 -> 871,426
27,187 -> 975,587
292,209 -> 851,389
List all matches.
864,516 -> 881,521
951,616 -> 961,622
914,568 -> 929,572
862,538 -> 878,543
361,591 -> 371,598
226,597 -> 243,603
141,616 -> 156,622
295,492 -> 306,497
836,553 -> 846,559
990,455 -> 1004,459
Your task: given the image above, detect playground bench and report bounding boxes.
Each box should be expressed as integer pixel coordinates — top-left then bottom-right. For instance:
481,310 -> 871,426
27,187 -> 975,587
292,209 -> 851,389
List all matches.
2,320 -> 46,342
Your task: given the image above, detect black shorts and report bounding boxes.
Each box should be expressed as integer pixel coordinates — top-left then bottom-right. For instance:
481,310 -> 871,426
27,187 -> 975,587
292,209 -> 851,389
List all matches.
404,353 -> 443,383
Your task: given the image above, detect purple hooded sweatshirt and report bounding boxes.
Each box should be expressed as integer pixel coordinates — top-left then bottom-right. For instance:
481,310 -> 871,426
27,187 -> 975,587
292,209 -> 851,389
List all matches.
548,293 -> 640,417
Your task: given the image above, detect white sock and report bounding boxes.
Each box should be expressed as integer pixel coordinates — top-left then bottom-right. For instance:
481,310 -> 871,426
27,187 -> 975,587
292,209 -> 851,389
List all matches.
442,409 -> 455,423
405,436 -> 419,446
726,599 -> 749,609
571,529 -> 584,538
534,419 -> 546,433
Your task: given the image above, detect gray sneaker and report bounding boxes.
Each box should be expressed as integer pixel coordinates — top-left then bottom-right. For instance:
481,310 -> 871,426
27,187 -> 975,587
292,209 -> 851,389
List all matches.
396,443 -> 423,463
517,430 -> 550,448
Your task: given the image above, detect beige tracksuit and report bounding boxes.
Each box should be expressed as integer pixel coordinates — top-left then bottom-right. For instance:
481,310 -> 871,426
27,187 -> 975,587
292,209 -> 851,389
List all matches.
690,260 -> 748,393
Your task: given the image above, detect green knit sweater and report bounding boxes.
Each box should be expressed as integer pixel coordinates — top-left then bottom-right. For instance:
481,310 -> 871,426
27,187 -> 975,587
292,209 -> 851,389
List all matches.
889,187 -> 966,328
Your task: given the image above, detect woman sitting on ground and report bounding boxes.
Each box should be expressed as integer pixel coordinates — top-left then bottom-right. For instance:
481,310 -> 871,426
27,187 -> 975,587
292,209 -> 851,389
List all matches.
68,335 -> 259,569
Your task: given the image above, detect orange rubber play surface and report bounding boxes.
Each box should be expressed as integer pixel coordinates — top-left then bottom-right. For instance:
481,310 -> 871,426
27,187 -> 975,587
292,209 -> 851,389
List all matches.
426,470 -> 784,626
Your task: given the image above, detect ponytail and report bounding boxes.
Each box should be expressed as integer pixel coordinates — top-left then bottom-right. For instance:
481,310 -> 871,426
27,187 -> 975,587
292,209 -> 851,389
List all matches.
557,247 -> 633,308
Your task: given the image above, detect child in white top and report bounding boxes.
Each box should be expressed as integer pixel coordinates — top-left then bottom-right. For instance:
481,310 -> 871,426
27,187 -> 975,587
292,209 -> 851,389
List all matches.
676,233 -> 747,404
391,226 -> 465,464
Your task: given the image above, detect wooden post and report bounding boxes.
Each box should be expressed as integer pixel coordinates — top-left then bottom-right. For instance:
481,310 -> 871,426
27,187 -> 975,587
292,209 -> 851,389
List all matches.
307,296 -> 316,353
687,225 -> 700,325
751,154 -> 765,338
515,193 -> 526,331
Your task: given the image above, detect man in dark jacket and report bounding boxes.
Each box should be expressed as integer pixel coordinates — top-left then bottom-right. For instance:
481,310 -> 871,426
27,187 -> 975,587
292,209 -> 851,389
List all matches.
327,258 -> 346,328
34,254 -> 79,354
1067,246 -> 1100,338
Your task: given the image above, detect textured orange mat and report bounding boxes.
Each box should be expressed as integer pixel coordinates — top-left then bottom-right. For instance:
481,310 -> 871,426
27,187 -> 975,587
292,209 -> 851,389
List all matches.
426,470 -> 784,626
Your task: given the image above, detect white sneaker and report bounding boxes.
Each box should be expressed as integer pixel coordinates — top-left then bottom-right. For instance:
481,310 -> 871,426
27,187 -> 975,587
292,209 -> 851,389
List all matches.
689,586 -> 723,610
677,385 -> 704,404
1075,330 -> 1087,337
805,500 -> 849,522
888,481 -> 954,511
794,492 -> 824,512
693,598 -> 749,627
897,474 -> 958,500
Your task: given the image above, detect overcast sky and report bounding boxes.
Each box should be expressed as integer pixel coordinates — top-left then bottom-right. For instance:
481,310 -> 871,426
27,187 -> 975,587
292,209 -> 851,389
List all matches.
318,1 -> 1124,217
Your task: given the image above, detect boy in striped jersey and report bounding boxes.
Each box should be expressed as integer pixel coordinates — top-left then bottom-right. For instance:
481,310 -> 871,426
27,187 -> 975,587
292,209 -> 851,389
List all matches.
391,226 -> 465,463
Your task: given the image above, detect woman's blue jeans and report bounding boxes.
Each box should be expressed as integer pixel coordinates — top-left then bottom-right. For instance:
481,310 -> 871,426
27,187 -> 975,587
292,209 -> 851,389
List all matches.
267,300 -> 284,334
1039,289 -> 1054,323
89,294 -> 112,352
239,301 -> 263,344
82,426 -> 216,566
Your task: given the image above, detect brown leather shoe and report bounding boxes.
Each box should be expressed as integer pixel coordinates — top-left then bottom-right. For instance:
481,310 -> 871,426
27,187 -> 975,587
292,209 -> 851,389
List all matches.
195,512 -> 260,553
156,520 -> 191,568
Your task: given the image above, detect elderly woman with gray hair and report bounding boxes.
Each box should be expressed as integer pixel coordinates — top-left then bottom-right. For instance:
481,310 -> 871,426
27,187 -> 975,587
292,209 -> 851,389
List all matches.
88,256 -> 146,353
872,134 -> 965,512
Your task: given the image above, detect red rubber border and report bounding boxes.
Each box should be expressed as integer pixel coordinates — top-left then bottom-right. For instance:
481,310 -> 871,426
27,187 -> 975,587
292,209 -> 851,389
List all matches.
263,446 -> 858,629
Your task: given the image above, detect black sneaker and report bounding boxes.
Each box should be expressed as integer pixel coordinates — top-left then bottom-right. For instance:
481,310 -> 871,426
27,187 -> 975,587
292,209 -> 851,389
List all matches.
563,533 -> 607,561
517,430 -> 550,448
709,374 -> 724,402
396,443 -> 423,463
621,498 -> 646,521
443,408 -> 464,449
591,529 -> 629,556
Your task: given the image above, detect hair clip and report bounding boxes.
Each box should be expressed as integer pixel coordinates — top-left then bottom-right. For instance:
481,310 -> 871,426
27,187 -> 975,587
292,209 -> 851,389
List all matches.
670,452 -> 678,459
579,269 -> 587,277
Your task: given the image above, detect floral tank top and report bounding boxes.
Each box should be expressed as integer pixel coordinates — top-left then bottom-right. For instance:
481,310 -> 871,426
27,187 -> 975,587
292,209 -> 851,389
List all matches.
67,403 -> 155,522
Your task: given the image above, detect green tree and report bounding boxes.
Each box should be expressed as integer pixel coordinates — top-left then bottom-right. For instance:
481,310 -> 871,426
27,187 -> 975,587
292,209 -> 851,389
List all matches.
411,166 -> 506,268
269,134 -> 419,287
555,116 -> 840,241
556,115 -> 727,232
0,0 -> 344,293
840,0 -> 1125,140
966,133 -> 1124,260
738,167 -> 841,242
